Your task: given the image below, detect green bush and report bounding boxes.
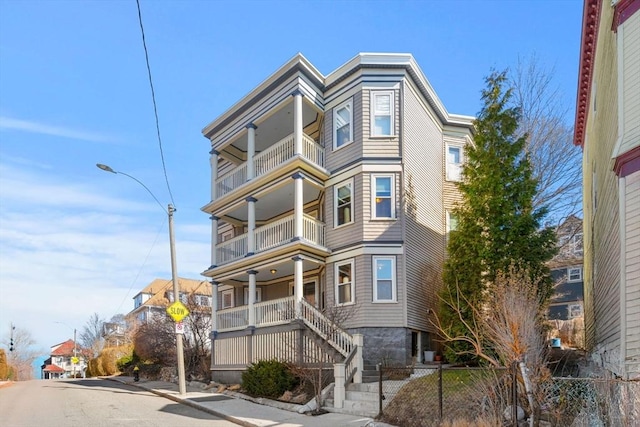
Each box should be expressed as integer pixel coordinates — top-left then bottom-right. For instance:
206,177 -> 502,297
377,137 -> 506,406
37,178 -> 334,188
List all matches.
241,359 -> 298,399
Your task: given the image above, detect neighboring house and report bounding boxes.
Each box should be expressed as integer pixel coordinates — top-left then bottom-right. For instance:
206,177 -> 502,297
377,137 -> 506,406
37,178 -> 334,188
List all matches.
41,339 -> 86,379
575,0 -> 640,379
102,321 -> 126,347
126,277 -> 213,325
200,52 -> 474,389
549,215 -> 584,321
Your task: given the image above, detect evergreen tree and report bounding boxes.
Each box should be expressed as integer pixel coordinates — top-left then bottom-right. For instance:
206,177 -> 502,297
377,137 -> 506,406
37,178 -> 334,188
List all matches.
440,71 -> 557,363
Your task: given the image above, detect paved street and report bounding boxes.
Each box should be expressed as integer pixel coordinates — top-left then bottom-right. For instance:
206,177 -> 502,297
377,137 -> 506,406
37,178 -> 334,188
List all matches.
0,378 -> 239,427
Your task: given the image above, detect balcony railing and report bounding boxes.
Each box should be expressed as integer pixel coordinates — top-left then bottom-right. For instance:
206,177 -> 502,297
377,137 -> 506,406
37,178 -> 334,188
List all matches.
215,214 -> 325,266
215,132 -> 323,198
217,296 -> 295,332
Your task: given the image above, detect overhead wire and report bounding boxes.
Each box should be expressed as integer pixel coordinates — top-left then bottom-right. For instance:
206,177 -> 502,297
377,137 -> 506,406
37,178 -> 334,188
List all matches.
135,0 -> 175,206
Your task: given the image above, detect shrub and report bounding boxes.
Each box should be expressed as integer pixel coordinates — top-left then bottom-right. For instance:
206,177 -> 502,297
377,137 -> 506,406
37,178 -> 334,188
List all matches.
241,359 -> 298,399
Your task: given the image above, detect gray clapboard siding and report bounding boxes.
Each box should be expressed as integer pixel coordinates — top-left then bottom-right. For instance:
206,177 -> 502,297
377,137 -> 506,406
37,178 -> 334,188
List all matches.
325,174 -> 364,250
402,81 -> 447,332
362,89 -> 401,157
625,171 -> 640,376
325,92 -> 363,173
362,173 -> 403,241
621,13 -> 640,150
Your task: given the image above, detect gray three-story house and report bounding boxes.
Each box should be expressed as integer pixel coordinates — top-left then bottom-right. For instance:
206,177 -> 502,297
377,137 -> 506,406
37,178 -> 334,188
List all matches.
200,53 -> 473,395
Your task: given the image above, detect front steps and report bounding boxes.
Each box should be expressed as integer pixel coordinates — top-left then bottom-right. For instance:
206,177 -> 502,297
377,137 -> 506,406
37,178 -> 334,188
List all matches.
323,364 -> 438,417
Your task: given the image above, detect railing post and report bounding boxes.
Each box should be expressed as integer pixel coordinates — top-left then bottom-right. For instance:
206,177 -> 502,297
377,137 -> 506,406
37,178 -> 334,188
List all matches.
334,362 -> 346,409
353,334 -> 363,384
293,255 -> 303,318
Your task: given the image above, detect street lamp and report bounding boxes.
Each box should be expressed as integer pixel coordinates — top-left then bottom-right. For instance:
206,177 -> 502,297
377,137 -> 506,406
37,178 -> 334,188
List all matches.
54,322 -> 77,378
96,163 -> 187,396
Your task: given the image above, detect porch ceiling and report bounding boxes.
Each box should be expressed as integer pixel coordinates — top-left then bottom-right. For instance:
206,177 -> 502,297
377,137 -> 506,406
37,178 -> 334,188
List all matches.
223,178 -> 322,223
218,255 -> 321,283
224,99 -> 321,155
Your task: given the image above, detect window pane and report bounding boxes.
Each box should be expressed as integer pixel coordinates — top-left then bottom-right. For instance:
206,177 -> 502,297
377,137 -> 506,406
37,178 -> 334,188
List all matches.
377,280 -> 393,300
337,183 -> 352,225
336,124 -> 351,147
376,198 -> 391,218
338,283 -> 352,304
449,214 -> 459,231
374,94 -> 391,114
335,104 -> 351,147
376,177 -> 391,196
376,259 -> 392,279
338,263 -> 351,283
374,116 -> 391,135
448,147 -> 461,164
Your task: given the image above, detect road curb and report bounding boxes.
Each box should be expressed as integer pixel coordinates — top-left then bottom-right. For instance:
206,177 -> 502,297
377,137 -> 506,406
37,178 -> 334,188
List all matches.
103,377 -> 258,427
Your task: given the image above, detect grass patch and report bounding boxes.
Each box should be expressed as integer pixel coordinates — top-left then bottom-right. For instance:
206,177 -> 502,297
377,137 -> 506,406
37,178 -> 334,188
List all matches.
379,368 -> 506,427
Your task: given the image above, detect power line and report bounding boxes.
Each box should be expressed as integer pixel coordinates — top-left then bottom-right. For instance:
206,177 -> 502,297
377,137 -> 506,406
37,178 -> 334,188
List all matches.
135,0 -> 175,206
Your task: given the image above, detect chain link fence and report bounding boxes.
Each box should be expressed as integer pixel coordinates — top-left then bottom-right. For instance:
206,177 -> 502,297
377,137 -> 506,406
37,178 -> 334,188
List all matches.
376,364 -> 640,427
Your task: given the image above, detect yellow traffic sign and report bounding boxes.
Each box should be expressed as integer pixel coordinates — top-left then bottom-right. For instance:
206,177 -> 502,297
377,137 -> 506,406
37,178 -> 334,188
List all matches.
167,301 -> 190,322
71,356 -> 79,364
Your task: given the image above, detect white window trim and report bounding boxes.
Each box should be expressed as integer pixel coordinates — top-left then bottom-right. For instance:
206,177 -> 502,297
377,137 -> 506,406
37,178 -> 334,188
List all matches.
335,259 -> 355,306
333,99 -> 353,150
334,179 -> 354,228
567,267 -> 582,283
371,174 -> 396,220
221,289 -> 234,309
370,90 -> 395,137
243,287 -> 262,305
373,256 -> 396,303
446,143 -> 464,182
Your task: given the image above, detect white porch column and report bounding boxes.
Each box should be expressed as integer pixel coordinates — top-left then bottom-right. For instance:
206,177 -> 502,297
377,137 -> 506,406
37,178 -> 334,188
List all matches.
210,281 -> 218,333
333,362 -> 346,409
292,173 -> 304,240
293,90 -> 303,155
247,196 -> 257,255
209,149 -> 219,201
248,270 -> 257,327
293,255 -> 303,317
209,215 -> 218,268
246,123 -> 257,180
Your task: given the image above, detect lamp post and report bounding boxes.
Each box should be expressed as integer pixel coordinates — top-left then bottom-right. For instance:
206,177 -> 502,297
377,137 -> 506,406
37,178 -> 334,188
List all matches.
54,322 -> 77,378
96,163 -> 187,396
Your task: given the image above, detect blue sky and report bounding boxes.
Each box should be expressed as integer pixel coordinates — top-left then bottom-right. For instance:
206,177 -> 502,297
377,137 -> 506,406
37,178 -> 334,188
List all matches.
0,0 -> 583,357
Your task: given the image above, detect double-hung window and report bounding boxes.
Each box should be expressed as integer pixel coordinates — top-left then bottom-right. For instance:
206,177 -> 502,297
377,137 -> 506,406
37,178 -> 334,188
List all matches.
373,256 -> 396,302
335,179 -> 353,227
372,175 -> 394,219
221,289 -> 234,309
446,145 -> 463,181
334,100 -> 353,149
243,287 -> 262,305
371,91 -> 394,136
336,260 -> 354,305
568,267 -> 582,282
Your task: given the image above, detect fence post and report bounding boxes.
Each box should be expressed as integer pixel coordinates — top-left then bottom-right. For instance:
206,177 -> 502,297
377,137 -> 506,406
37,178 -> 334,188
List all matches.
378,363 -> 383,417
438,364 -> 443,420
334,362 -> 345,409
511,361 -> 518,427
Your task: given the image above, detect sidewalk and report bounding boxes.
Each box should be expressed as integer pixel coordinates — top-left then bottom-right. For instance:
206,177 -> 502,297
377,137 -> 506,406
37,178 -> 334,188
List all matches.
106,376 -> 389,427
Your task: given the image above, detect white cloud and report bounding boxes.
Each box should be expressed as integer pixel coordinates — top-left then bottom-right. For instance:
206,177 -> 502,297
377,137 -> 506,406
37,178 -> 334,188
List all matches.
0,162 -> 210,350
0,116 -> 112,143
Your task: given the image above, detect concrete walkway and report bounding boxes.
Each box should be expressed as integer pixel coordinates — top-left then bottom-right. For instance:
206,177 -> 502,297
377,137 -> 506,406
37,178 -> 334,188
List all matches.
106,376 -> 392,427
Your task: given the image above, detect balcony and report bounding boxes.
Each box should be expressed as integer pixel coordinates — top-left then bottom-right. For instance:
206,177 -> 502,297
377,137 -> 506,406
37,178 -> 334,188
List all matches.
215,132 -> 325,199
216,214 -> 325,266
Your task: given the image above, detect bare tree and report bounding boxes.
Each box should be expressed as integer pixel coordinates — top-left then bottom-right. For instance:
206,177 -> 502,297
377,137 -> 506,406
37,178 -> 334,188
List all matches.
2,326 -> 42,380
287,303 -> 359,414
133,316 -> 175,366
434,267 -> 550,424
509,55 -> 582,224
182,294 -> 212,379
79,312 -> 105,358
